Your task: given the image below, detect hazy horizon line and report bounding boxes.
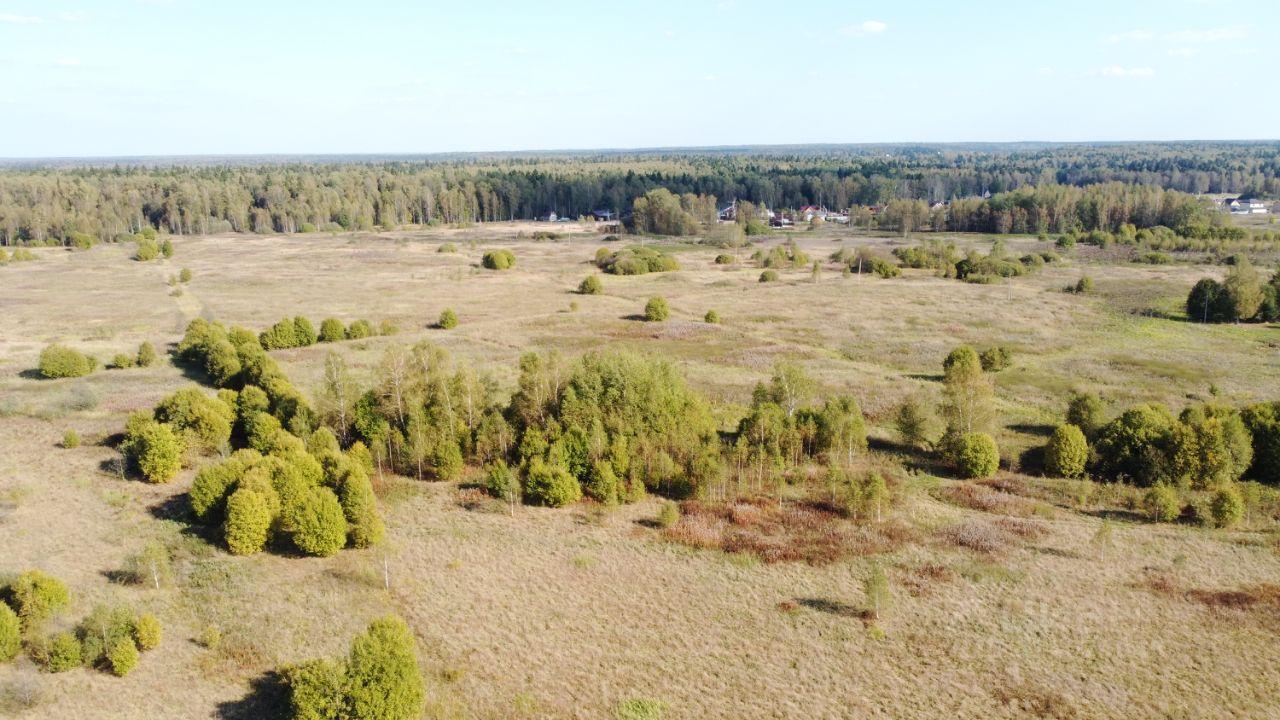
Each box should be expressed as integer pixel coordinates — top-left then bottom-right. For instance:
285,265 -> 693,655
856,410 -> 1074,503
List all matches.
4,138 -> 1279,166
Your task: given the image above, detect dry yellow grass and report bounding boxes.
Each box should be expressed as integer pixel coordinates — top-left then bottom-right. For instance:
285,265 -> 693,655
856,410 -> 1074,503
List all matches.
2,224 -> 1279,718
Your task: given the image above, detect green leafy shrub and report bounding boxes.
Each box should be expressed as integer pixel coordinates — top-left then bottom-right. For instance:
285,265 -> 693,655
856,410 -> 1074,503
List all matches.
1210,485 -> 1244,528
284,658 -> 347,720
135,237 -> 159,261
106,637 -> 138,676
1044,424 -> 1088,478
294,317 -> 318,346
343,616 -> 425,720
481,249 -> 515,270
979,346 -> 1012,372
1094,404 -> 1175,485
0,605 -> 18,662
45,632 -> 81,672
110,353 -> 136,369
132,614 -> 161,652
437,243 -> 457,253
596,246 -> 678,275
714,253 -> 735,265
190,450 -> 260,521
136,342 -> 157,367
643,297 -> 669,322
155,387 -> 234,452
38,344 -> 97,378
62,429 -> 80,449
954,433 -> 999,479
287,488 -> 348,557
346,319 -> 374,339
616,698 -> 668,720
578,275 -> 603,294
438,309 -> 458,329
319,318 -> 346,342
8,570 -> 70,631
758,269 -> 779,282
179,267 -> 192,282
336,468 -> 384,548
523,458 -> 582,507
224,488 -> 274,555
159,239 -> 174,258
704,309 -> 719,324
485,461 -> 521,507
657,501 -> 679,529
260,317 -> 301,350
245,412 -> 284,454
197,626 -> 221,649
1143,484 -> 1182,522
123,419 -> 185,483
1066,392 -> 1105,438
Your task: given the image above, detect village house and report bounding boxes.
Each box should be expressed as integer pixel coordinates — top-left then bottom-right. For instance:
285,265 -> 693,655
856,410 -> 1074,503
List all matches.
1223,198 -> 1269,215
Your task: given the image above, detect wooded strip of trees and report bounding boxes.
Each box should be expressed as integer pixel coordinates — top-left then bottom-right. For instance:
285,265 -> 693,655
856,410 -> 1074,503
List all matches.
1,142 -> 1276,244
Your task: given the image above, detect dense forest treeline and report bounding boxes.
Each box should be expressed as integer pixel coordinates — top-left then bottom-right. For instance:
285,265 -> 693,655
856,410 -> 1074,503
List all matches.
1,142 -> 1277,244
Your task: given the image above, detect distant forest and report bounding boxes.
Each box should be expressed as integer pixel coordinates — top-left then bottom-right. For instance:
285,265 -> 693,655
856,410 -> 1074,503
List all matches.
1,142 -> 1277,244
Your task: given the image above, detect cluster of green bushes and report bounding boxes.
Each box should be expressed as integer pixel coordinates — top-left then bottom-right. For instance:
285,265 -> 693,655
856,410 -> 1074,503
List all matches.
0,247 -> 37,265
1035,392 -> 1280,527
595,246 -> 679,275
481,249 -> 516,270
892,242 -> 953,270
257,316 -> 388,349
978,346 -> 1013,372
37,345 -> 98,379
190,430 -> 382,556
133,319 -> 386,555
135,230 -> 174,262
281,615 -> 424,720
954,242 -> 1057,283
530,230 -> 561,241
0,570 -> 160,677
1185,257 -> 1279,323
753,241 -> 809,270
834,247 -> 899,278
109,342 -> 158,370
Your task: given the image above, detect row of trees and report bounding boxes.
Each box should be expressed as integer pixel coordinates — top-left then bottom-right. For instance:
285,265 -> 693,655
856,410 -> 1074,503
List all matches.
3,142 -> 1275,243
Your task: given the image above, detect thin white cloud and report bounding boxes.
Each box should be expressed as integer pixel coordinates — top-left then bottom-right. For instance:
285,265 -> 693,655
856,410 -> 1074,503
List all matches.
841,20 -> 887,37
57,11 -> 87,22
1164,25 -> 1249,43
1107,29 -> 1154,43
1167,47 -> 1198,57
54,57 -> 81,67
1100,65 -> 1155,77
0,13 -> 43,24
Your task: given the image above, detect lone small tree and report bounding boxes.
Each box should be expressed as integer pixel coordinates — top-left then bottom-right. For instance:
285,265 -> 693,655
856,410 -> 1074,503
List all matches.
862,563 -> 891,621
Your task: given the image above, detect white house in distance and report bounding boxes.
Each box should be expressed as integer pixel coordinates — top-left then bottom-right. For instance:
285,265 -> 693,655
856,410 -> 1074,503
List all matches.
1223,197 -> 1269,214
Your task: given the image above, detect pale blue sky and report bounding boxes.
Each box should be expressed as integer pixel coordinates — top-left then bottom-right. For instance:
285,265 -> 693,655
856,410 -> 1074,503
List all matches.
0,0 -> 1275,157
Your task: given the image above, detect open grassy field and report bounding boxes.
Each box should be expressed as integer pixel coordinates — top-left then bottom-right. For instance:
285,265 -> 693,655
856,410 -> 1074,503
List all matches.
2,222 -> 1279,719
